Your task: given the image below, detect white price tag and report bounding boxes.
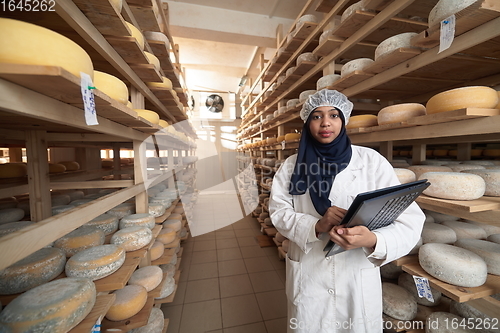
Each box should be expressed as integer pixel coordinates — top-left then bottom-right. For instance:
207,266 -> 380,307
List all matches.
80,72 -> 99,126
438,15 -> 455,54
412,275 -> 434,303
91,315 -> 103,332
281,140 -> 286,150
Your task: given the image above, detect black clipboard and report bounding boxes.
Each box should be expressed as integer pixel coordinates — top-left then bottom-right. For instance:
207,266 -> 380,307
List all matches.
323,179 -> 430,257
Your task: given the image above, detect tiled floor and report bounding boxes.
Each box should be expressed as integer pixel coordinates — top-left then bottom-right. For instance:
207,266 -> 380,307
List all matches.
161,193 -> 288,333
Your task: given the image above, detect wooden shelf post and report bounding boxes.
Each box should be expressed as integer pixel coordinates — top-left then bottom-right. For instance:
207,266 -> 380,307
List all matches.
412,144 -> 426,165
133,139 -> 149,214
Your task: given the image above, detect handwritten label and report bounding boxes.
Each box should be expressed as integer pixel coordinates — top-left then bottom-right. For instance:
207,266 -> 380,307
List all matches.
413,275 -> 434,303
80,72 -> 98,126
438,15 -> 456,54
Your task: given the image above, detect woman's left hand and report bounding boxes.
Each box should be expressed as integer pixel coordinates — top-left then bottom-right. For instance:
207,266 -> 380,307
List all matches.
328,225 -> 377,250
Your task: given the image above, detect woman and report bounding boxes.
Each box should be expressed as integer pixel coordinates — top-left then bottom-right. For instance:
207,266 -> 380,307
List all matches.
269,90 -> 425,333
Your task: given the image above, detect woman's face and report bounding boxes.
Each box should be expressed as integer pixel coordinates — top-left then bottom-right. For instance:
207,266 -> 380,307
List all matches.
308,106 -> 343,144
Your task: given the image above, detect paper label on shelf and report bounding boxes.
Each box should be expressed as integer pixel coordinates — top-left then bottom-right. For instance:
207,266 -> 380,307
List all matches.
281,141 -> 286,150
438,15 -> 455,54
80,72 -> 99,126
412,275 -> 434,302
91,315 -> 103,332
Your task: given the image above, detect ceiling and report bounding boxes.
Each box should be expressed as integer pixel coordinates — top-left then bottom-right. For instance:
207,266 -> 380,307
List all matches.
164,0 -> 316,96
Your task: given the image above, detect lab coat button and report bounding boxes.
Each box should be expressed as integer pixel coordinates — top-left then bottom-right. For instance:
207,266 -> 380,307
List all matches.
328,289 -> 334,295
325,256 -> 330,260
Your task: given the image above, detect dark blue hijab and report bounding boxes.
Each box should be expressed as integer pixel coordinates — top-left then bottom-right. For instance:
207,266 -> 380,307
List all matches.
289,110 -> 352,215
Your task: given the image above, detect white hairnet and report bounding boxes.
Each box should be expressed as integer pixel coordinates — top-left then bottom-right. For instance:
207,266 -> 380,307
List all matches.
300,89 -> 353,124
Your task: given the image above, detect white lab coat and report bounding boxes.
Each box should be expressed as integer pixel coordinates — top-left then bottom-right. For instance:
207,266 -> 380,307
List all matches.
269,145 -> 425,333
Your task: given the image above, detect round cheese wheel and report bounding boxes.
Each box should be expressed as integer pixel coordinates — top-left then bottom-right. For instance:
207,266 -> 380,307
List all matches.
155,276 -> 175,299
393,168 -> 416,184
426,312 -> 474,333
441,220 -> 487,240
135,109 -> 160,124
163,219 -> 181,232
424,210 -> 459,223
316,74 -> 341,90
420,171 -> 486,200
52,205 -> 75,216
0,277 -> 96,332
287,99 -> 300,109
157,227 -> 176,245
461,169 -> 500,196
106,284 -> 148,321
144,51 -> 160,71
0,207 -> 25,225
125,22 -> 145,50
128,265 -> 163,292
282,239 -> 290,252
0,247 -> 66,295
0,163 -> 27,178
398,272 -> 441,307
119,213 -> 155,230
426,86 -> 499,114
428,0 -> 478,26
455,239 -> 500,275
299,90 -> 317,103
375,32 -> 418,60
149,203 -> 166,218
160,263 -> 176,279
107,203 -> 135,218
341,1 -> 365,22
144,31 -> 169,46
275,232 -> 286,243
159,119 -> 169,128
297,14 -> 318,25
59,161 -> 80,171
377,103 -> 426,125
297,52 -> 318,66
341,58 -> 374,78
93,71 -> 129,105
168,213 -> 182,221
345,114 -> 378,129
54,226 -> 105,257
382,282 -> 417,320
85,213 -> 119,235
407,165 -> 452,179
0,221 -> 34,238
49,163 -> 67,174
0,18 -> 93,79
465,220 -> 500,237
421,222 -> 457,244
150,241 -> 165,261
65,244 -> 125,281
129,307 -> 164,333
111,226 -> 153,252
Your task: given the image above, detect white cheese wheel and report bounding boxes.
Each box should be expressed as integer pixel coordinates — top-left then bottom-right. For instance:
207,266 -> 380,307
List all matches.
0,208 -> 25,225
144,31 -> 169,45
93,71 -> 129,105
319,29 -> 334,45
163,219 -> 181,232
448,164 -> 485,172
380,261 -> 404,279
426,312 -> 473,333
49,163 -> 66,173
144,51 -> 160,71
460,169 -> 500,196
65,244 -> 125,281
287,99 -> 300,109
341,58 -> 374,78
0,221 -> 34,238
297,14 -> 318,25
419,243 -> 488,287
125,22 -> 145,50
441,221 -> 487,240
465,220 -> 500,237
316,74 -> 341,90
155,276 -> 175,299
423,209 -> 459,223
382,282 -> 417,320
111,226 -> 153,252
149,203 -> 166,218
375,32 -> 419,61
297,52 -> 318,66
128,265 -> 163,292
426,86 -> 499,114
341,1 -> 365,22
0,277 -> 96,332
107,203 -> 135,218
345,115 -> 378,129
52,205 -> 75,215
0,163 -> 28,178
487,234 -> 500,244
455,239 -> 500,275
85,213 -> 119,235
120,213 -> 155,230
106,285 -> 148,321
135,109 -> 160,125
0,247 -> 66,295
419,172 -> 486,200
129,307 -> 164,333
286,67 -> 296,77
150,241 -> 165,261
377,103 -> 426,125
428,0 -> 478,26
160,263 -> 176,279
394,168 -> 416,184
51,194 -> 71,207
157,227 -> 176,245
54,226 -> 105,257
299,90 -> 317,103
421,222 -> 457,244
407,165 -> 453,179
64,190 -> 85,202
59,161 -> 80,171
0,18 -> 94,80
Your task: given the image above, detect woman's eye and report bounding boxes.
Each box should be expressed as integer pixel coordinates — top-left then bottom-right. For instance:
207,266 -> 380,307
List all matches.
313,115 -> 321,120
330,114 -> 339,118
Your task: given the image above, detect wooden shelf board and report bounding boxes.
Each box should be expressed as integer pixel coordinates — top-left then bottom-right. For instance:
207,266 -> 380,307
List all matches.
284,37 -> 306,54
264,227 -> 278,237
101,294 -> 154,331
313,35 -> 345,57
332,10 -> 376,39
294,61 -> 318,76
73,0 -> 130,36
415,194 -> 500,213
368,121 -> 416,132
70,294 -> 116,333
407,108 -> 500,126
129,63 -> 163,83
155,210 -> 172,224
364,47 -> 422,75
94,249 -> 145,292
163,237 -> 181,250
328,71 -> 374,90
151,247 -> 176,266
129,2 -> 164,33
402,262 -> 500,303
154,284 -> 178,305
293,21 -> 319,40
392,254 -> 419,266
105,35 -> 149,64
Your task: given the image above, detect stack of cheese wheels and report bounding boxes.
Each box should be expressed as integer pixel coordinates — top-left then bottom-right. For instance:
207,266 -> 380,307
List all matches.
407,165 -> 452,179
111,226 -> 153,251
0,18 -> 94,79
0,163 -> 28,178
0,277 -> 96,332
119,213 -> 156,230
375,32 -> 419,61
150,241 -> 165,261
129,307 -> 165,333
85,213 -> 119,235
426,86 -> 499,114
54,226 -> 105,257
135,109 -> 160,125
0,207 -> 25,224
65,244 -> 126,280
345,115 -> 378,129
0,247 -> 66,295
340,58 -> 374,78
144,51 -> 161,71
106,285 -> 148,321
59,161 -> 80,171
128,265 -> 163,292
163,219 -> 182,232
49,163 -> 66,174
377,103 -> 426,125
157,226 -> 177,245
125,22 -> 145,50
107,202 -> 135,218
428,0 -> 478,26
93,71 -> 129,105
419,172 -> 486,200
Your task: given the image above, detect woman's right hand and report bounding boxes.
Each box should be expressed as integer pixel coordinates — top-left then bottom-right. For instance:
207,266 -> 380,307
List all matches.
315,206 -> 347,233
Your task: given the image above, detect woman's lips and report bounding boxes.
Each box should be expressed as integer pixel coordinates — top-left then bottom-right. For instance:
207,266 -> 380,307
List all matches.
319,131 -> 332,137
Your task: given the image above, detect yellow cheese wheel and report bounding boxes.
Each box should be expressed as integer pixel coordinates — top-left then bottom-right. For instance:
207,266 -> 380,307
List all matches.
377,103 -> 426,125
159,119 -> 169,128
426,86 -> 499,114
93,71 -> 129,105
59,161 -> 80,171
266,137 -> 277,145
483,149 -> 500,157
65,244 -> 125,281
106,285 -> 148,321
433,149 -> 449,157
0,277 -> 96,332
150,241 -> 165,261
157,227 -> 176,245
125,22 -> 145,50
127,100 -> 134,109
163,219 -> 181,232
346,114 -> 378,129
49,163 -> 67,174
0,163 -> 27,178
85,213 -> 119,235
496,91 -> 500,109
110,226 -> 153,252
0,247 -> 66,295
54,226 -> 105,257
135,109 -> 160,124
119,213 -> 155,230
128,265 -> 163,292
144,51 -> 161,71
277,135 -> 286,142
0,18 -> 93,79
285,133 -> 301,142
